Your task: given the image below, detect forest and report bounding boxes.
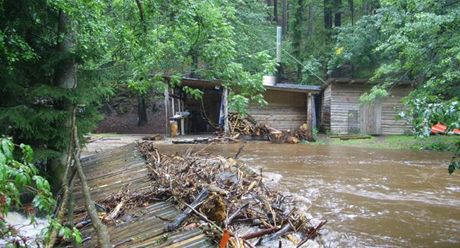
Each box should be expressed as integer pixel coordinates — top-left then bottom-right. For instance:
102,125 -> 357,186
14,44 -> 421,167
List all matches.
1,0 -> 459,247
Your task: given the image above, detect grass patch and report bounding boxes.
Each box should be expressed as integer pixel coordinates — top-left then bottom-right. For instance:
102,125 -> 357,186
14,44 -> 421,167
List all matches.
318,135 -> 459,152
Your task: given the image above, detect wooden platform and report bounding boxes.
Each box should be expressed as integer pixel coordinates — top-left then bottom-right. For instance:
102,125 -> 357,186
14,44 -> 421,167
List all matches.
72,143 -> 213,247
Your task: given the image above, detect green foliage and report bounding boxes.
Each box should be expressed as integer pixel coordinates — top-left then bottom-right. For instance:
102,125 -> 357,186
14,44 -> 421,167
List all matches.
0,0 -> 113,163
0,137 -> 80,246
109,0 -> 275,112
400,98 -> 460,136
332,0 -> 460,136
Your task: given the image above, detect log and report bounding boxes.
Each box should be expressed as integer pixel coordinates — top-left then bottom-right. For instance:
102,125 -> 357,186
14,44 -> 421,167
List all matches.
103,200 -> 125,222
262,223 -> 292,243
166,189 -> 209,231
240,226 -> 281,240
224,202 -> 249,227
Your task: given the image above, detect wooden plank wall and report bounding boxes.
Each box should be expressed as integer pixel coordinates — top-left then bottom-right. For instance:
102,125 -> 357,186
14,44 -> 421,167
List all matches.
320,85 -> 331,132
330,84 -> 362,134
381,85 -> 411,134
248,90 -> 308,131
329,83 -> 411,135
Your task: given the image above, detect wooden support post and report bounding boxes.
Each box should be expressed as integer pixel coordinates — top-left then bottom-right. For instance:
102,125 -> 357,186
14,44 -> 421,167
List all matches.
222,88 -> 229,134
306,93 -> 313,141
164,86 -> 170,136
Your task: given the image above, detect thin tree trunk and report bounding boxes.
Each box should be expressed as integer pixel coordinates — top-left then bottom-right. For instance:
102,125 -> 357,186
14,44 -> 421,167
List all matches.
274,0 -> 278,23
281,0 -> 288,35
348,0 -> 354,26
307,4 -> 314,36
72,107 -> 111,248
137,94 -> 148,126
135,0 -> 148,126
334,0 -> 342,27
293,0 -> 304,81
324,0 -> 333,29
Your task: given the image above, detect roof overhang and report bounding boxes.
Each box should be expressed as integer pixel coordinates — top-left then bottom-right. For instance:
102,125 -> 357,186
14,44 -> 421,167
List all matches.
264,83 -> 321,94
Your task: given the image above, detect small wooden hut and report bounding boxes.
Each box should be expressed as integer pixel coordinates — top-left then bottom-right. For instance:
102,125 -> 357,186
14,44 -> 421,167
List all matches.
164,78 -> 321,135
320,78 -> 412,135
247,83 -> 321,131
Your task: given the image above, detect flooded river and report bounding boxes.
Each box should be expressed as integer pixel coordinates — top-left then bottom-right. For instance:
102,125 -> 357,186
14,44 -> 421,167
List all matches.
159,143 -> 460,247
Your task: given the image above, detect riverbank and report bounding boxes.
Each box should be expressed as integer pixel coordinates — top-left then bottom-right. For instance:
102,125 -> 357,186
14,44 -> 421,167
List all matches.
316,134 -> 459,153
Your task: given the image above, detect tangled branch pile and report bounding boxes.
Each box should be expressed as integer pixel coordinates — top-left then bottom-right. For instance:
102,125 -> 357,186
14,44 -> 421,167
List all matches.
228,113 -> 314,143
136,141 -> 325,247
228,113 -> 270,137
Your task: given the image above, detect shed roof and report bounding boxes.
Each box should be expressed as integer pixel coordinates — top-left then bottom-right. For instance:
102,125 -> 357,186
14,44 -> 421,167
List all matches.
265,83 -> 321,94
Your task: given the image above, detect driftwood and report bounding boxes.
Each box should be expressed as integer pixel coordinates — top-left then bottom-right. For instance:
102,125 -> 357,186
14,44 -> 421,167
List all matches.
296,220 -> 327,248
224,202 -> 249,227
103,200 -> 125,222
240,226 -> 281,240
166,189 -> 209,231
135,142 -> 325,247
262,223 -> 292,244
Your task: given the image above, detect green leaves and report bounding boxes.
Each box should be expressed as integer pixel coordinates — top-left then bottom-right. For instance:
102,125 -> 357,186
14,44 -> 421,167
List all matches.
0,138 -> 57,244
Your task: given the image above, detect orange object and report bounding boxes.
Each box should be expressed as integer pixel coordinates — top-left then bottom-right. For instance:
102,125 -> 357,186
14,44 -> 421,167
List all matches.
431,123 -> 447,134
453,128 -> 460,135
219,229 -> 231,248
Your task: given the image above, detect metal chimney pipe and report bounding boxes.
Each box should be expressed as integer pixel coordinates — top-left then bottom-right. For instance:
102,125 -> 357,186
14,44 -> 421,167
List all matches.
276,26 -> 282,63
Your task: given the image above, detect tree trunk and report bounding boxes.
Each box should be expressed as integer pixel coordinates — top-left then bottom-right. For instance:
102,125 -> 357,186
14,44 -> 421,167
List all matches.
324,0 -> 333,29
135,0 -> 148,126
274,0 -> 278,23
348,0 -> 354,26
53,9 -> 111,247
334,0 -> 342,27
307,4 -> 314,36
281,0 -> 288,36
293,0 -> 304,81
137,94 -> 148,126
72,107 -> 111,248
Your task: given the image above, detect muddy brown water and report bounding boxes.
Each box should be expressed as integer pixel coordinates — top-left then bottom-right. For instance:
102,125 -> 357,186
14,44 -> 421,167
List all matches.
156,143 -> 460,247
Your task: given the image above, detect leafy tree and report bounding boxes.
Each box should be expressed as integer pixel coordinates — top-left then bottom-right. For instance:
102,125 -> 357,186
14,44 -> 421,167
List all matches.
331,0 -> 460,136
0,0 -> 113,167
110,0 -> 276,115
0,137 -> 81,246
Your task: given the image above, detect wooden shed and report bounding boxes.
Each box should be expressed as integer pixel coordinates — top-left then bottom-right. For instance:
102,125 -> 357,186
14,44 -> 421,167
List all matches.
320,78 -> 411,135
247,83 -> 321,131
164,78 -> 321,135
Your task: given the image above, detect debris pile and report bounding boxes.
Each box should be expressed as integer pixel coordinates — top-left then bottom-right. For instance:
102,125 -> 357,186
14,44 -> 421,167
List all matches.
228,113 -> 270,137
229,113 -> 314,143
130,141 -> 326,247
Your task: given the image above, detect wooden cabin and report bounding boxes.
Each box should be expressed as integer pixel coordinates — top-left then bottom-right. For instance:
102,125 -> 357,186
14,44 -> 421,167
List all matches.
320,78 -> 412,135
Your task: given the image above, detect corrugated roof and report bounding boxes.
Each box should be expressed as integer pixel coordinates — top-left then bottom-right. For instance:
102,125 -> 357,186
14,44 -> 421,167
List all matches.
70,144 -> 213,248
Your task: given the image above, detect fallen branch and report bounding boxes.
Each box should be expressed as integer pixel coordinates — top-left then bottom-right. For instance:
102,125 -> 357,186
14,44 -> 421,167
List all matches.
296,220 -> 327,248
262,223 -> 292,244
224,202 -> 249,227
240,226 -> 281,240
166,189 -> 209,231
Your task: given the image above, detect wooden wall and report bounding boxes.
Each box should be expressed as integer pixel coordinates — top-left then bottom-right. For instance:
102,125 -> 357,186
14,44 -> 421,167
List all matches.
320,85 -> 331,132
381,85 -> 411,134
326,83 -> 410,135
248,90 -> 308,131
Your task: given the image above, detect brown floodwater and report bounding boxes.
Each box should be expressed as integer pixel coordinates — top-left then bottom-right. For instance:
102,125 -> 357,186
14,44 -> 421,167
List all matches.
157,143 -> 460,247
